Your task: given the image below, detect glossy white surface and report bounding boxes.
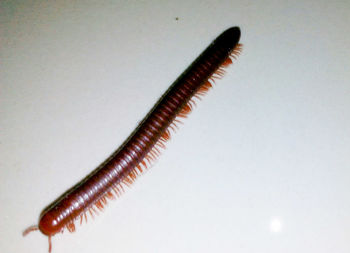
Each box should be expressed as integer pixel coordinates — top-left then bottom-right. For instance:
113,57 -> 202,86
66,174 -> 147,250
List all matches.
1,1 -> 349,253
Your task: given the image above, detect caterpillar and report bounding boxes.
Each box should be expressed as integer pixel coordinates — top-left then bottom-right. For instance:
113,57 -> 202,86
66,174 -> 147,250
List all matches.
23,26 -> 242,252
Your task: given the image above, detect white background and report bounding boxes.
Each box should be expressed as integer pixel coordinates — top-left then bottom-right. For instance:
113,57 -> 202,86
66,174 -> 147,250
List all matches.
1,1 -> 349,253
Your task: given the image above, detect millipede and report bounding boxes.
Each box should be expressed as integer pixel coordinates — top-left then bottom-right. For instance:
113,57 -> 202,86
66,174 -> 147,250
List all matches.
23,26 -> 242,252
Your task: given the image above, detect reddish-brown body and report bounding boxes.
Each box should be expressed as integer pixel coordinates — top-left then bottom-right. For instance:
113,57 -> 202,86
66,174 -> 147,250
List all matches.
24,27 -> 242,252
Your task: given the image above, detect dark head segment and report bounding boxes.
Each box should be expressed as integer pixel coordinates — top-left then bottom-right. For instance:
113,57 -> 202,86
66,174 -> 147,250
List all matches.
214,27 -> 241,50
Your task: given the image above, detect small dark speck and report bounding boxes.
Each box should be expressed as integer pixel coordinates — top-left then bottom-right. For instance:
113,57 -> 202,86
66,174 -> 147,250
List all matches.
175,17 -> 179,21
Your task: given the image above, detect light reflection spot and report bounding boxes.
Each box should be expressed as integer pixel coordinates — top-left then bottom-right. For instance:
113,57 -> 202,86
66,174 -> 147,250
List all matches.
270,218 -> 282,233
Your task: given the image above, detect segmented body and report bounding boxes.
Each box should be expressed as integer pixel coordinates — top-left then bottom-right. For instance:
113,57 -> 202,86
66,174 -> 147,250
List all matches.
24,27 -> 242,252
